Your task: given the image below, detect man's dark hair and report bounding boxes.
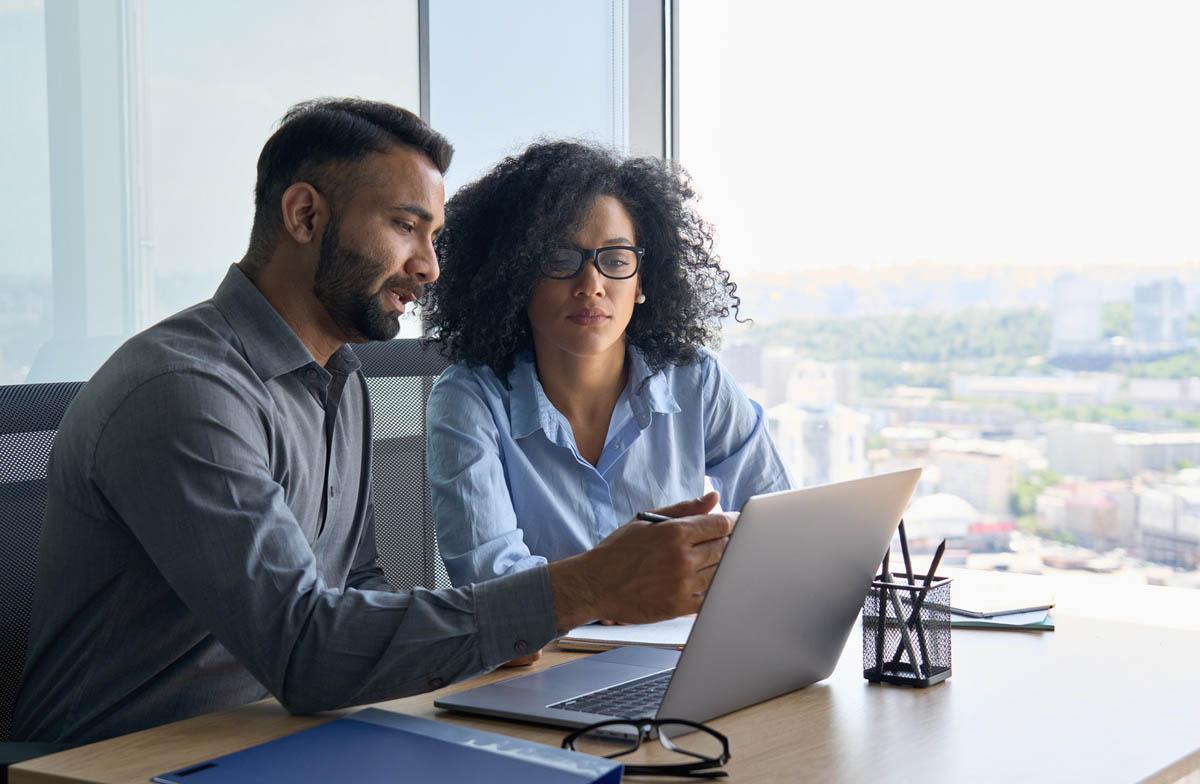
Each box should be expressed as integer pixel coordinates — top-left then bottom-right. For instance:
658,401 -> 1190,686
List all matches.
422,140 -> 742,381
244,97 -> 453,265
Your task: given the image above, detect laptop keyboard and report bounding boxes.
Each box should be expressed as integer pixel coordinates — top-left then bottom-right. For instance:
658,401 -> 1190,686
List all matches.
549,669 -> 674,718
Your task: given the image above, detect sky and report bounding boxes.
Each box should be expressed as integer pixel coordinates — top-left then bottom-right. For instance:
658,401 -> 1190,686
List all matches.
5,0 -> 1198,287
678,0 -> 1200,279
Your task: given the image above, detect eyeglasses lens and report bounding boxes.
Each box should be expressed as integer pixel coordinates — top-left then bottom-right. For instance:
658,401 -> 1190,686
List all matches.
573,721 -> 724,763
543,249 -> 583,278
571,722 -> 643,758
596,248 -> 638,278
655,721 -> 726,761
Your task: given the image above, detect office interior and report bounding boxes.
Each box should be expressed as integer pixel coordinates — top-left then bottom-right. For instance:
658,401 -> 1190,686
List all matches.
4,1 -> 1200,782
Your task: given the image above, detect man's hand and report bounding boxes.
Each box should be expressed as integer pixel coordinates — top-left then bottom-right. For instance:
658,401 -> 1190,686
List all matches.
500,650 -> 543,667
547,492 -> 734,632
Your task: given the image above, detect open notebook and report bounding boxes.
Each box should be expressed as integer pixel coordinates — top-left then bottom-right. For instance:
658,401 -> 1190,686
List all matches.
556,617 -> 695,651
948,570 -> 1056,618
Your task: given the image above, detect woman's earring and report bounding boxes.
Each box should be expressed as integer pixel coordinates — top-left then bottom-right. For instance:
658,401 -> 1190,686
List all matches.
635,293 -> 646,304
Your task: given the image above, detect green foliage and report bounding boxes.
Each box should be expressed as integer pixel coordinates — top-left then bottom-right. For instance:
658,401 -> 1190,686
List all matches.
1124,353 -> 1200,379
1013,399 -> 1163,425
727,306 -> 1200,430
1012,469 -> 1060,517
737,308 -> 1051,363
1042,528 -> 1079,546
1103,302 -> 1131,338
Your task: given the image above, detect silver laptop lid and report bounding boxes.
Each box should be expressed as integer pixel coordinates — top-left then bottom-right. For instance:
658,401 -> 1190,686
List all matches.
658,467 -> 922,722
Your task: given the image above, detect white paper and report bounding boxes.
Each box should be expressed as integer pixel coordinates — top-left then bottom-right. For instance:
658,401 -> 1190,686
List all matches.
558,616 -> 696,648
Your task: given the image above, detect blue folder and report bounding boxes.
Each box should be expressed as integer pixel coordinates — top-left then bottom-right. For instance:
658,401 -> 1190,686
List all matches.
151,707 -> 621,784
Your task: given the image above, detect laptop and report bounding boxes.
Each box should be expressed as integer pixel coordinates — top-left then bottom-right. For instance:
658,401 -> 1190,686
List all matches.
435,467 -> 922,735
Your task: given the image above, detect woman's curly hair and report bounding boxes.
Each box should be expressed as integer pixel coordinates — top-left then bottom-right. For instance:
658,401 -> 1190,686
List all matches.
422,140 -> 742,381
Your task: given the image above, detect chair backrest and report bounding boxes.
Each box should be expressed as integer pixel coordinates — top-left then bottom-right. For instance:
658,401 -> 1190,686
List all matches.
0,382 -> 85,742
352,339 -> 452,592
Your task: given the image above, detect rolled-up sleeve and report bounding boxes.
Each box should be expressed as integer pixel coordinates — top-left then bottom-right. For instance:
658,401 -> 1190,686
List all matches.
93,369 -> 558,714
427,370 -> 547,586
700,354 -> 794,510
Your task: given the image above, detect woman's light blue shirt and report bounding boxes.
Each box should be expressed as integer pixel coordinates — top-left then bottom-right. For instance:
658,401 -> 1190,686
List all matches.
427,346 -> 793,586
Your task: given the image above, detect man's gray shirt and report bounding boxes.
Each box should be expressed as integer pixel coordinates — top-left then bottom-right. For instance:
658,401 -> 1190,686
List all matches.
13,266 -> 557,743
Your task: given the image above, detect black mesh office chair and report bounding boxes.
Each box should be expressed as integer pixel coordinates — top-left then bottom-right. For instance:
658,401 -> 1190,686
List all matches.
0,382 -> 84,773
352,338 -> 451,590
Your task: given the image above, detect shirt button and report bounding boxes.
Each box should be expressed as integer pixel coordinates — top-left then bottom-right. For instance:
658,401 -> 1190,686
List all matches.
305,368 -> 317,379
614,442 -> 622,450
513,639 -> 528,655
428,677 -> 444,689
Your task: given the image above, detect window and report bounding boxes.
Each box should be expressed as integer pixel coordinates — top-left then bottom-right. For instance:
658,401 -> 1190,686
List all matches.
680,0 -> 1200,590
0,0 -> 421,383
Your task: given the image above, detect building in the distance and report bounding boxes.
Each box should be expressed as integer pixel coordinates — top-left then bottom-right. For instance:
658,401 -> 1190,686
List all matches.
933,442 -> 1018,517
951,373 -> 1120,407
785,359 -> 861,408
1036,481 -> 1137,550
1045,421 -> 1118,479
901,493 -> 980,549
717,342 -> 763,389
760,346 -> 798,408
1113,431 -> 1200,477
1136,479 -> 1200,569
1050,273 -> 1103,357
1127,377 -> 1200,411
1133,279 -> 1187,348
767,402 -> 867,487
1046,421 -> 1200,479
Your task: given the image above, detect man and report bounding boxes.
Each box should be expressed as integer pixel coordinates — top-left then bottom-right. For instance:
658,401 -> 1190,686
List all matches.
12,98 -> 731,744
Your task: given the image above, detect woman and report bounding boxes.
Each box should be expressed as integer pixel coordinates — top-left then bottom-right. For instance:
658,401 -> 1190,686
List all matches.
423,141 -> 791,589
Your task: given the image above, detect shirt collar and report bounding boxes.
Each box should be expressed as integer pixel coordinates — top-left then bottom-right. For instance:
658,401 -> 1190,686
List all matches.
626,345 -> 680,426
212,264 -> 361,381
509,350 -> 556,441
507,344 -> 680,440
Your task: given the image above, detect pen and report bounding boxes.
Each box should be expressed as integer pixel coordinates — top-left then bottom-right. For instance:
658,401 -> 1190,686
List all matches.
898,519 -> 922,673
923,539 -> 947,590
898,519 -> 915,586
889,537 -> 948,675
881,564 -> 923,679
906,538 -> 948,618
875,548 -> 889,677
637,511 -> 671,523
912,538 -> 947,672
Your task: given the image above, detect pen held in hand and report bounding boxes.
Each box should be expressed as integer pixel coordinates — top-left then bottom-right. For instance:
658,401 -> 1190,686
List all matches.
636,511 -> 672,524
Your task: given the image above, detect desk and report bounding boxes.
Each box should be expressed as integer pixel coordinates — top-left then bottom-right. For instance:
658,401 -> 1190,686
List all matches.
12,612 -> 1200,783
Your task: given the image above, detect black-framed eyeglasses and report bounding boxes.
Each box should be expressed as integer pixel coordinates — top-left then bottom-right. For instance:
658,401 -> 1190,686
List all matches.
562,718 -> 731,779
540,246 -> 646,279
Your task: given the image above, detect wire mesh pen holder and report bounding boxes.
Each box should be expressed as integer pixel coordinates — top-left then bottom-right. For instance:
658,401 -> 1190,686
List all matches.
863,573 -> 952,687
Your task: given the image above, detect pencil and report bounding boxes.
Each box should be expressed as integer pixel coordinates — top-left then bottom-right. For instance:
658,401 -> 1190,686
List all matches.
888,538 -> 948,675
875,549 -> 889,677
898,519 -> 915,585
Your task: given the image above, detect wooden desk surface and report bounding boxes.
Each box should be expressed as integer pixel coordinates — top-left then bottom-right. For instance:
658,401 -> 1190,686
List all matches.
12,612 -> 1200,784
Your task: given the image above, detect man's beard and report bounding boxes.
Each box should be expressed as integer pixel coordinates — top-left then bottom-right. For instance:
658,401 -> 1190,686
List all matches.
312,214 -> 422,342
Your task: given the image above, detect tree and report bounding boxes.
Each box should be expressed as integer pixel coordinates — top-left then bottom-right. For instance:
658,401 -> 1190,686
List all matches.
1012,469 -> 1060,518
